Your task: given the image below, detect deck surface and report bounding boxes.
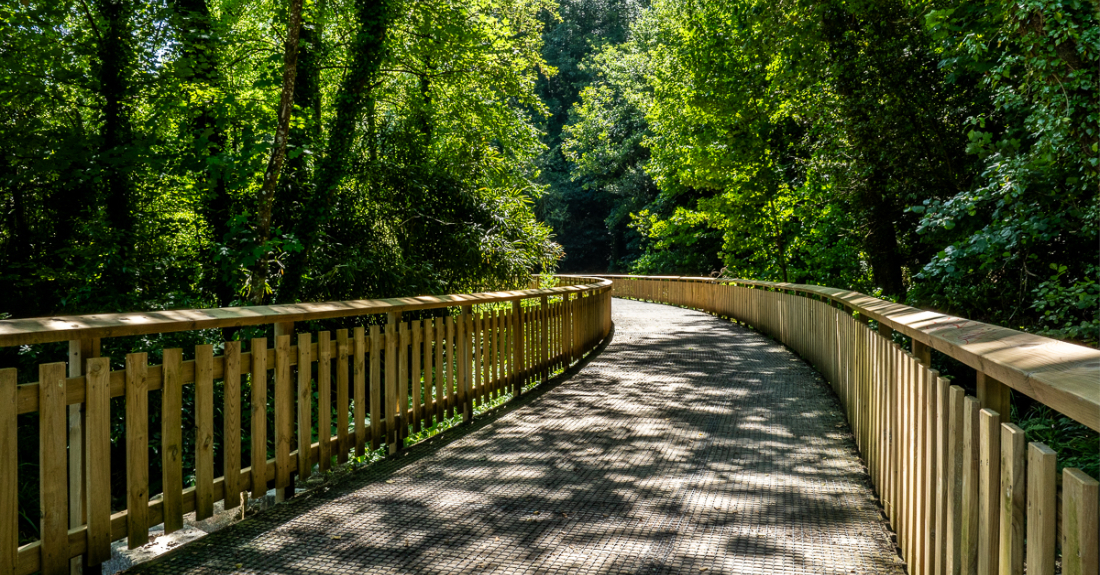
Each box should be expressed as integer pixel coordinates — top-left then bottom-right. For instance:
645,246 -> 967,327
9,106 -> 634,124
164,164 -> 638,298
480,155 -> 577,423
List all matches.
131,298 -> 905,575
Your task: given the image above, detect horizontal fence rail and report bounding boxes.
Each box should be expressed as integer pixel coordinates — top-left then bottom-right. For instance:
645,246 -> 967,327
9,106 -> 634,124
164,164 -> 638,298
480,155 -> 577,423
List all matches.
602,275 -> 1099,575
0,278 -> 612,575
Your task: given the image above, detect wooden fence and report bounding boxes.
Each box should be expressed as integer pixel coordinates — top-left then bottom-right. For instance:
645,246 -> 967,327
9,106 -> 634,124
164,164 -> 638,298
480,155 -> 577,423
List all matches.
603,275 -> 1099,575
0,278 -> 613,575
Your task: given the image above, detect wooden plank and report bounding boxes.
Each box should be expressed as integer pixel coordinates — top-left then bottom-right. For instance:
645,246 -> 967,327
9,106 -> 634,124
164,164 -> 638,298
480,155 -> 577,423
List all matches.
946,385 -> 965,575
249,338 -> 268,498
83,358 -> 111,564
0,369 -> 16,575
1061,468 -> 1099,575
66,339 -> 91,575
922,365 -> 937,575
40,362 -> 70,570
493,308 -> 502,396
224,341 -> 242,509
999,423 -> 1026,575
431,317 -> 443,423
977,372 -> 1012,424
386,313 -> 399,453
512,300 -> 522,396
368,325 -> 380,451
274,334 -> 292,502
297,333 -> 312,481
0,282 -> 612,348
412,319 -> 422,433
335,329 -> 349,464
357,326 -> 369,454
398,320 -> 409,441
318,331 -> 332,472
1026,442 -> 1057,575
961,395 -> 981,575
471,311 -> 481,408
446,316 -> 456,419
977,408 -> 1001,575
460,306 -> 471,422
935,375 -> 950,575
195,345 -> 214,520
160,349 -> 184,533
540,296 -> 549,383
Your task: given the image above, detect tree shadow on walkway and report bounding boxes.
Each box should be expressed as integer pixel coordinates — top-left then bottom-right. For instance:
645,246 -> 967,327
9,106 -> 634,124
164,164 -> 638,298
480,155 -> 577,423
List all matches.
132,299 -> 904,575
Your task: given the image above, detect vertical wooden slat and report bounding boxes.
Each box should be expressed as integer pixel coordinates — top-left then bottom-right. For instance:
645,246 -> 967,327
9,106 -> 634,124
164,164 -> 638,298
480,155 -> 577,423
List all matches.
461,306 -> 472,422
274,334 -> 292,502
40,362 -> 70,569
0,369 -> 13,575
161,349 -> 183,533
446,316 -> 457,418
412,319 -> 423,433
999,423 -> 1026,575
1026,442 -> 1057,575
124,353 -> 149,549
961,395 -> 981,574
195,345 -> 214,520
540,296 -> 549,383
976,372 -> 1011,424
977,408 -> 1001,575
367,325 -> 380,452
250,337 -> 268,498
513,300 -> 523,396
83,358 -> 111,564
398,320 -> 409,443
354,326 -> 368,456
386,313 -> 399,454
1061,468 -> 1099,575
318,331 -> 332,472
336,329 -> 349,463
434,317 -> 444,423
935,375 -> 950,575
946,385 -> 965,574
923,366 -> 937,575
297,333 -> 312,481
472,311 -> 482,407
224,341 -> 242,509
66,339 -> 92,575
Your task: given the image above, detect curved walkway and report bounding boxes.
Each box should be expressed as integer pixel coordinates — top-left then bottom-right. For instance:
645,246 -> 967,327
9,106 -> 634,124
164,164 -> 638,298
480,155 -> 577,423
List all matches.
133,299 -> 904,575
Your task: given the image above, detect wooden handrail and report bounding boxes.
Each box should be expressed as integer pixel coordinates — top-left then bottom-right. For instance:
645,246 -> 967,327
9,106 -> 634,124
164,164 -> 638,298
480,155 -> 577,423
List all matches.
595,274 -> 1100,432
1,277 -> 615,575
599,273 -> 1099,575
0,279 -> 612,348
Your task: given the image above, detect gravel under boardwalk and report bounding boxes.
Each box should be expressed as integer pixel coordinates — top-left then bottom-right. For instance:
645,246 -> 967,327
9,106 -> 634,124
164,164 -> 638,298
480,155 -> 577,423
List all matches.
131,298 -> 905,575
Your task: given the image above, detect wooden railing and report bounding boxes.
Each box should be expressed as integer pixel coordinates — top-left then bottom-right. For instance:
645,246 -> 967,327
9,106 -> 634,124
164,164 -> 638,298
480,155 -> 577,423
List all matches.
0,277 -> 613,575
601,275 -> 1099,575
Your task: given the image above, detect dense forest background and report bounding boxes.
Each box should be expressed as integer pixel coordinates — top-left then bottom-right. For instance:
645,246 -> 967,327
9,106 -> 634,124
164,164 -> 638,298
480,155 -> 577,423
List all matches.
540,0 -> 1098,348
1,0 -> 1096,347
2,0 -> 563,323
1,0 -> 1097,546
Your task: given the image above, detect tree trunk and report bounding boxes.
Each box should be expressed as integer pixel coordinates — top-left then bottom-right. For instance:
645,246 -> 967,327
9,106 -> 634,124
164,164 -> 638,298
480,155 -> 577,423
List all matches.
97,0 -> 137,302
272,17 -> 324,305
171,0 -> 238,309
279,0 -> 393,303
249,0 -> 305,305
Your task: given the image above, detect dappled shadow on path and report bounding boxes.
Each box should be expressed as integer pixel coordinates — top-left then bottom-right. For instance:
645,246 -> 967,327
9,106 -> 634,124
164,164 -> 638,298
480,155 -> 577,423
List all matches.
131,299 -> 904,575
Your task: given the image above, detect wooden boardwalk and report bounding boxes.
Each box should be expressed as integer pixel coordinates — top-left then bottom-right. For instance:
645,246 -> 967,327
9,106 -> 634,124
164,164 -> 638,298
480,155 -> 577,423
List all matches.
129,298 -> 904,575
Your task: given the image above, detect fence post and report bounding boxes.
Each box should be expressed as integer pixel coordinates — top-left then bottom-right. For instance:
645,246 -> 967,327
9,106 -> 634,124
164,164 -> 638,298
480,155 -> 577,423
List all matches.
976,372 -> 1012,424
512,299 -> 523,396
461,305 -> 473,422
912,339 -> 931,367
273,321 -> 295,501
68,337 -> 99,574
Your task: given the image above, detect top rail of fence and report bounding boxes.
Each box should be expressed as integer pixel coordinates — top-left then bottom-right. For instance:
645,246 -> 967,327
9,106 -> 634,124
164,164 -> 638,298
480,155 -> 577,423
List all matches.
0,277 -> 612,348
597,274 -> 1100,431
